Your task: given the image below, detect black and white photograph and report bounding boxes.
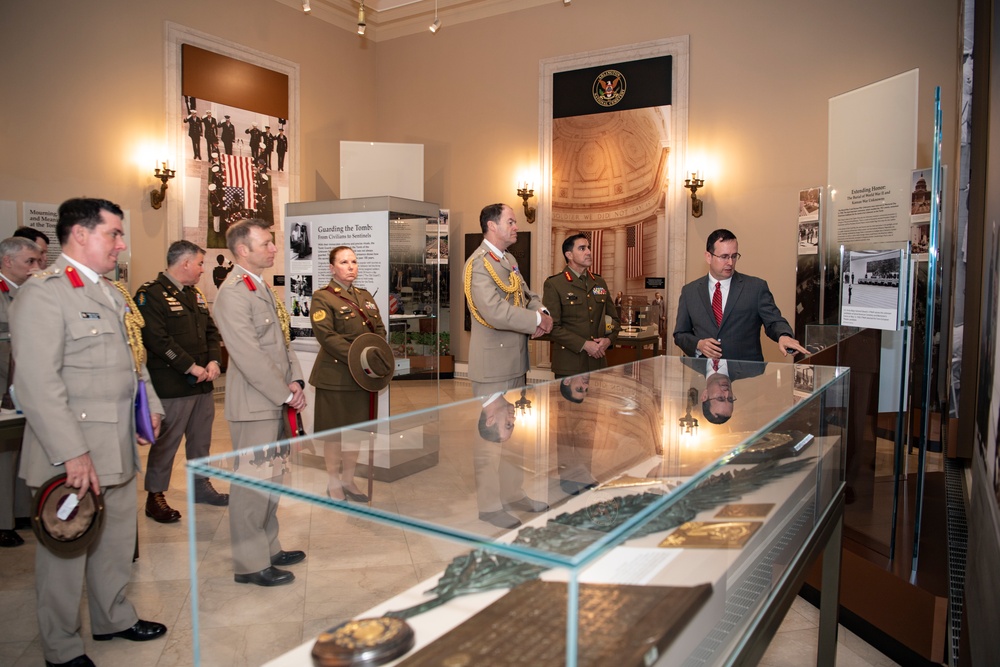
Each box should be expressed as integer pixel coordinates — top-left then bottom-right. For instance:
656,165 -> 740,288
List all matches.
797,220 -> 819,255
290,220 -> 312,260
798,187 -> 821,222
910,221 -> 930,255
793,364 -> 815,392
840,248 -> 903,331
910,167 -> 932,221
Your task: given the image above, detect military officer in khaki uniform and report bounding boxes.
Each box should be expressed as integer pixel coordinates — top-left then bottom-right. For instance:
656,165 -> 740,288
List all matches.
463,203 -> 552,397
214,219 -> 307,587
13,198 -> 167,666
543,233 -> 621,378
0,236 -> 43,548
135,240 -> 228,524
309,246 -> 386,502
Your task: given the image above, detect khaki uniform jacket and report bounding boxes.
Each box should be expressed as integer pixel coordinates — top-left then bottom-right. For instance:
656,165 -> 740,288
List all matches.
214,268 -> 303,422
309,282 -> 386,391
464,241 -> 544,385
135,272 -> 222,399
542,268 -> 621,376
12,257 -> 163,487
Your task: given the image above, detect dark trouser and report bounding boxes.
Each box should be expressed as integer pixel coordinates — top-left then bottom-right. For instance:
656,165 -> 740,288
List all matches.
144,393 -> 215,493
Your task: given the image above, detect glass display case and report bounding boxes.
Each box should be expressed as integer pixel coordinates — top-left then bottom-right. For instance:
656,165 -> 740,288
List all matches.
186,356 -> 848,666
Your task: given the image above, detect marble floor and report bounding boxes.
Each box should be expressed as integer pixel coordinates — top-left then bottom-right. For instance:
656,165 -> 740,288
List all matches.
0,379 -> 898,666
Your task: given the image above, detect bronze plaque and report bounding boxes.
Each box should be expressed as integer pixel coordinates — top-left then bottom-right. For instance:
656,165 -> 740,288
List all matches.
398,580 -> 711,667
658,521 -> 763,549
715,503 -> 775,519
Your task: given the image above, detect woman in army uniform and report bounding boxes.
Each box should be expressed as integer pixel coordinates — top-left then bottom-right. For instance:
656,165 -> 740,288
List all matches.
309,246 -> 386,501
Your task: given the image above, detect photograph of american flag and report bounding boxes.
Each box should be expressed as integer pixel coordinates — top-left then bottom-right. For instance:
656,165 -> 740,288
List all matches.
587,229 -> 604,275
221,154 -> 257,211
626,222 -> 643,278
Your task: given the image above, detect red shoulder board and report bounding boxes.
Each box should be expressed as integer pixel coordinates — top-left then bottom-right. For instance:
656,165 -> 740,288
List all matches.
242,275 -> 257,291
65,266 -> 85,288
0,279 -> 8,293
563,270 -> 573,282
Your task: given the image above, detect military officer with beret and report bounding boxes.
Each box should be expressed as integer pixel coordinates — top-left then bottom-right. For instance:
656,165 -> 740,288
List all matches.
12,197 -> 167,666
542,233 -> 620,378
309,246 -> 387,502
135,240 -> 228,524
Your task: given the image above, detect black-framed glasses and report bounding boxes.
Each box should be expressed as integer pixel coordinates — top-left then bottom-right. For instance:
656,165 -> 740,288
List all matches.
705,396 -> 737,404
710,252 -> 741,262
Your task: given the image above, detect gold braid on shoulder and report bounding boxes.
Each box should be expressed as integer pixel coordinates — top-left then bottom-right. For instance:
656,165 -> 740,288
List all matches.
271,287 -> 292,347
464,255 -> 523,329
109,280 -> 146,371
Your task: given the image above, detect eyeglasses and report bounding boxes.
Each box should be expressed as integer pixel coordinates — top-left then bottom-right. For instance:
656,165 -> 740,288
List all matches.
705,396 -> 737,404
710,252 -> 741,262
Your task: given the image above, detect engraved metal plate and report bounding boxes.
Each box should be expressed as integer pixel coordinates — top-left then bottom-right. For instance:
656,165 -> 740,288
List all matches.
658,521 -> 763,549
397,580 -> 711,667
715,503 -> 775,519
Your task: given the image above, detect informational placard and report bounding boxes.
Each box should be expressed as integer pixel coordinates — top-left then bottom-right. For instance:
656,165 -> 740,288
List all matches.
22,201 -> 61,266
839,248 -> 905,331
284,210 -> 390,338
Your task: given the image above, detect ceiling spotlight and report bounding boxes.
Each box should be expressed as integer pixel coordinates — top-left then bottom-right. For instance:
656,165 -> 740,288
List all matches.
357,1 -> 366,34
302,0 -> 310,12
429,0 -> 441,32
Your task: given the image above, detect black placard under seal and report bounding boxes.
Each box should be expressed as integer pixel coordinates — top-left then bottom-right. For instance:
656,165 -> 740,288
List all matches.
645,277 -> 665,290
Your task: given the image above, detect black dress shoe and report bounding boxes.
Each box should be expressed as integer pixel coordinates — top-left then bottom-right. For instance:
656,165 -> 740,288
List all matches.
194,480 -> 230,506
0,528 -> 24,547
270,550 -> 306,567
93,619 -> 167,641
478,510 -> 521,529
45,655 -> 95,667
560,479 -> 597,496
234,566 -> 294,586
503,496 -> 549,513
343,488 -> 370,503
145,492 -> 181,523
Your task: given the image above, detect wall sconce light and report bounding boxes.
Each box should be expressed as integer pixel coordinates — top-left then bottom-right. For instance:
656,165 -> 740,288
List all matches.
516,180 -> 536,224
150,161 -> 176,210
515,388 -> 533,419
678,387 -> 699,437
429,0 -> 441,32
684,171 -> 705,218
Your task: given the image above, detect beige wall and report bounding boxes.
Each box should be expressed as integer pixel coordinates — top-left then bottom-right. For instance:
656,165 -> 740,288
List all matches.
0,0 -> 375,287
373,0 -> 959,362
1,0 -> 959,364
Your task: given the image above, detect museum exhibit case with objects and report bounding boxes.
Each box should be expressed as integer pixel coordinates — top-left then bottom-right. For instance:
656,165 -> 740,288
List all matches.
186,356 -> 848,667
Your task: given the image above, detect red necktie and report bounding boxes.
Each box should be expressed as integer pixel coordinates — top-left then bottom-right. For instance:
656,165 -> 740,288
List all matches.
712,281 -> 723,326
713,358 -> 719,371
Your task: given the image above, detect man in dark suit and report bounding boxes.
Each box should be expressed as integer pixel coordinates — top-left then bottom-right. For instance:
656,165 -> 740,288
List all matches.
135,240 -> 228,524
276,128 -> 288,171
245,123 -> 263,161
673,229 -> 807,362
13,198 -> 167,666
184,110 -> 202,160
220,114 -> 236,155
202,110 -> 219,154
263,126 -> 276,169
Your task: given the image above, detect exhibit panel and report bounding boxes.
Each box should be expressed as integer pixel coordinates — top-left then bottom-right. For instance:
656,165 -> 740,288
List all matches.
187,357 -> 848,666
